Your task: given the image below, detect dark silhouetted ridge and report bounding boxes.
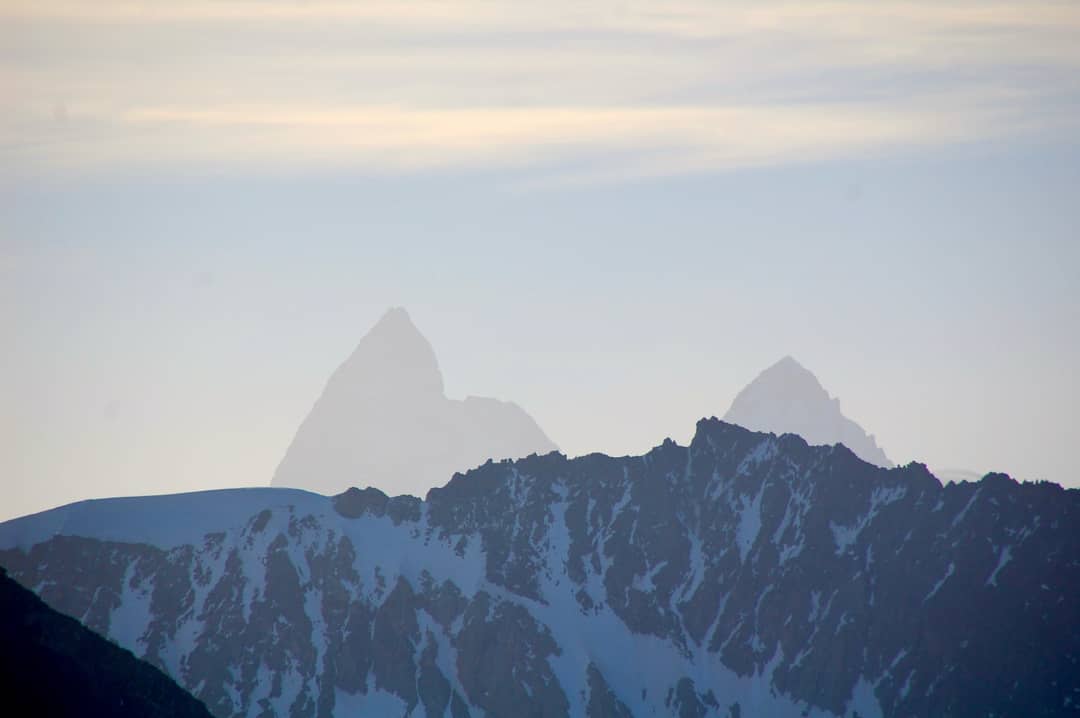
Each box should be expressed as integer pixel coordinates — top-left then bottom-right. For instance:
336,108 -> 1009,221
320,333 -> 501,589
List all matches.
0,567 -> 214,718
3,419 -> 1076,717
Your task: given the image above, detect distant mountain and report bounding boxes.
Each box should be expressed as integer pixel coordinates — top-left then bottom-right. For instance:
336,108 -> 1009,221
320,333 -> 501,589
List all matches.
725,356 -> 893,467
272,307 -> 558,497
0,566 -> 213,718
933,468 -> 985,484
3,420 -> 1076,717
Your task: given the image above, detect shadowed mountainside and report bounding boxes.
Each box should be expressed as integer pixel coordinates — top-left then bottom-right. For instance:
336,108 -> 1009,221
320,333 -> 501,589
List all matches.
2,419 -> 1076,717
0,566 -> 214,718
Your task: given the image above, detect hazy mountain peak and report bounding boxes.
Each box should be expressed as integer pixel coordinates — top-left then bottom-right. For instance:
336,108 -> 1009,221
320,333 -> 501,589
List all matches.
272,308 -> 557,497
755,355 -> 828,395
724,356 -> 892,467
331,306 -> 444,397
773,354 -> 807,371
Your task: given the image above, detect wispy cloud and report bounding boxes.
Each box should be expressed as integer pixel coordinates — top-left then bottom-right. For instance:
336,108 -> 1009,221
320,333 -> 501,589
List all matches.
7,1 -> 1079,36
3,1 -> 1079,179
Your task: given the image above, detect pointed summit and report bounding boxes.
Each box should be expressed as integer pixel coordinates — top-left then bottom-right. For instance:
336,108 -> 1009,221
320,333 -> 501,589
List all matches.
755,356 -> 825,393
330,306 -> 444,398
724,356 -> 892,467
272,308 -> 557,497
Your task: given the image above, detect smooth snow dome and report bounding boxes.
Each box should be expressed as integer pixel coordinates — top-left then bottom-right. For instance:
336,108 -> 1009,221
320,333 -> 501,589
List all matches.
272,307 -> 557,498
0,487 -> 327,551
724,355 -> 893,467
933,468 -> 985,484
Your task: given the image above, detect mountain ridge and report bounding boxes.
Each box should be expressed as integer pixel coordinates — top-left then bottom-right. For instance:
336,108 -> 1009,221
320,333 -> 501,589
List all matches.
2,418 -> 1076,717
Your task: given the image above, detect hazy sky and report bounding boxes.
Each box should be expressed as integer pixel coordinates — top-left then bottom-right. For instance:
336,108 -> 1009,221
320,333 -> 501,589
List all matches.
3,0 -> 1079,520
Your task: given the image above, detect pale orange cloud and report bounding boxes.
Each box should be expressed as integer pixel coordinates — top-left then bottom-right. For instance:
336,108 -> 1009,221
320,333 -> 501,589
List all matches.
3,0 -> 1078,178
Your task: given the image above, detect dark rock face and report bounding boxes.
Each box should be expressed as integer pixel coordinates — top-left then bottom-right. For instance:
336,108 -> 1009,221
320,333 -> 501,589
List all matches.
456,592 -> 568,718
586,663 -> 633,718
333,486 -> 421,524
0,566 -> 214,718
2,419 -> 1078,717
272,307 -> 558,498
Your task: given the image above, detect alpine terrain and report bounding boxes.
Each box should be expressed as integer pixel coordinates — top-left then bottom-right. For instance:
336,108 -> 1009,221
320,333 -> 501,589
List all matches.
1,420 -> 1076,717
272,307 -> 557,498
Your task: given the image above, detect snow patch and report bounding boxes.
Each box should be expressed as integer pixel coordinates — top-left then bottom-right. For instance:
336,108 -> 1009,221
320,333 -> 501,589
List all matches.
735,484 -> 766,563
830,485 -> 906,555
677,531 -> 706,603
109,560 -> 154,653
633,560 -> 668,593
924,562 -> 955,603
334,680 -> 409,717
985,545 -> 1012,587
417,611 -> 474,716
847,676 -> 884,718
951,488 -> 981,528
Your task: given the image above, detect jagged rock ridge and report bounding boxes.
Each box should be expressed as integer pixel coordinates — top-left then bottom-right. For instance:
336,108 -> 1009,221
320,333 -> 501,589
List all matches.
724,356 -> 893,467
272,307 -> 558,497
1,420 -> 1077,717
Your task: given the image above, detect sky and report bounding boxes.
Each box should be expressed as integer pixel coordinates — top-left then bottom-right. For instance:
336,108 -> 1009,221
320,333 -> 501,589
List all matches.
2,0 -> 1079,521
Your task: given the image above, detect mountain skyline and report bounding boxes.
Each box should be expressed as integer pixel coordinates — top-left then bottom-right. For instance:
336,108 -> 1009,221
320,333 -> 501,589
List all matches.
4,0 -> 1077,521
277,309 -> 904,500
3,419 -> 1074,717
0,306 -> 1034,520
3,2 -> 1076,714
6,170 -> 1077,521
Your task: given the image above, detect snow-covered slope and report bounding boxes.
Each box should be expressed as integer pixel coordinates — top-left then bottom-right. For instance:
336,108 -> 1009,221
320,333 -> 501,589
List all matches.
272,307 -> 557,498
724,356 -> 893,468
2,420 -> 1077,718
0,488 -> 325,551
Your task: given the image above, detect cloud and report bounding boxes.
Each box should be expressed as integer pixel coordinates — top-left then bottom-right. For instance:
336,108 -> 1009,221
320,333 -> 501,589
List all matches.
7,93 -> 1049,177
3,1 -> 1079,180
6,1 -> 1079,37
